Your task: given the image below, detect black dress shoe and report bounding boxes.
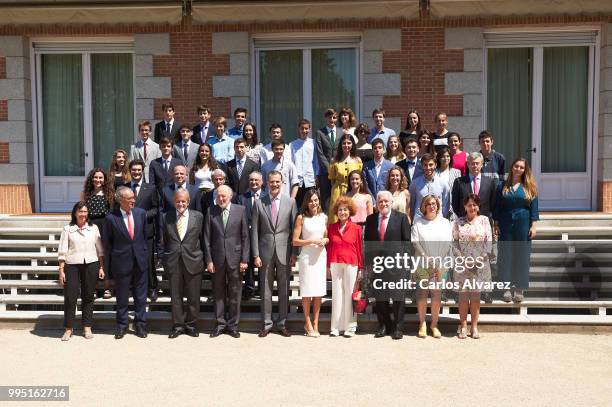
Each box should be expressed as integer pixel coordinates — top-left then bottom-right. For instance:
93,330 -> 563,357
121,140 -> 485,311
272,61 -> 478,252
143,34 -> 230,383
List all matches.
391,330 -> 404,340
227,329 -> 240,338
185,327 -> 199,337
149,289 -> 158,302
210,327 -> 225,338
114,328 -> 127,339
374,328 -> 386,338
169,328 -> 184,339
135,327 -> 148,338
258,328 -> 270,337
278,328 -> 292,337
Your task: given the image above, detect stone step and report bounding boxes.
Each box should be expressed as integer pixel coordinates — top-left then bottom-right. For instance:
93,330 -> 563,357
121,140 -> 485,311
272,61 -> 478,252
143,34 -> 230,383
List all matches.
0,240 -> 59,249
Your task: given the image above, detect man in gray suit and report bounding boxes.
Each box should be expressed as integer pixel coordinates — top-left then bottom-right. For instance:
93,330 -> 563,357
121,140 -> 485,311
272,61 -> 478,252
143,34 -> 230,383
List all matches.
172,124 -> 200,170
162,189 -> 205,339
129,121 -> 161,183
252,170 -> 297,337
204,185 -> 250,338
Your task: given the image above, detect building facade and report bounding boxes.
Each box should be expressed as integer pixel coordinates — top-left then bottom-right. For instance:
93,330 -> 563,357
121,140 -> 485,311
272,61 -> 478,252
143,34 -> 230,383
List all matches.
0,0 -> 611,213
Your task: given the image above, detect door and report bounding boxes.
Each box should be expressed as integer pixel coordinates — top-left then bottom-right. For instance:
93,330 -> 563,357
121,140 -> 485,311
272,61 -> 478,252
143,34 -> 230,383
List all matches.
35,48 -> 134,212
487,43 -> 594,210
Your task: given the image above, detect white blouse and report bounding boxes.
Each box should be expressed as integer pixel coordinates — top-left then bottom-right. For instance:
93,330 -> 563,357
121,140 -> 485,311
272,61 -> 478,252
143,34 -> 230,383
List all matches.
58,224 -> 104,264
194,168 -> 214,189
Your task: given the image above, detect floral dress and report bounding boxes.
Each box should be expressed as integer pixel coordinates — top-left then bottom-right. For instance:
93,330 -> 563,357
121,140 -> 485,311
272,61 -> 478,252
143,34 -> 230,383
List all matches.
451,215 -> 492,292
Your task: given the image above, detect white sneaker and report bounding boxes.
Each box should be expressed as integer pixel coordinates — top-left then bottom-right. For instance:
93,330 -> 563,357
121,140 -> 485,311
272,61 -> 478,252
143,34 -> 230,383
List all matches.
329,329 -> 339,337
344,328 -> 356,337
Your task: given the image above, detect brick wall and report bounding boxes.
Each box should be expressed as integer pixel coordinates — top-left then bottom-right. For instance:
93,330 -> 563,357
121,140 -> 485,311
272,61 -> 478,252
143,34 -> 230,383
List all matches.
0,185 -> 33,214
0,100 -> 7,121
0,142 -> 8,163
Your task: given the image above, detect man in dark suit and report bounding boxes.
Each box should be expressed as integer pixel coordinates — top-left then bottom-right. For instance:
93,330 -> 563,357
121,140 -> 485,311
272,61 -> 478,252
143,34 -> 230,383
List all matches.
154,102 -> 182,144
397,137 -> 423,184
149,137 -> 182,193
191,105 -> 215,144
314,108 -> 341,211
225,138 -> 259,196
160,165 -> 200,214
198,168 -> 227,216
364,190 -> 411,340
126,159 -> 159,301
363,138 -> 394,197
162,188 -> 205,338
252,170 -> 297,337
204,185 -> 250,338
237,171 -> 264,299
451,152 -> 497,218
103,187 -> 149,339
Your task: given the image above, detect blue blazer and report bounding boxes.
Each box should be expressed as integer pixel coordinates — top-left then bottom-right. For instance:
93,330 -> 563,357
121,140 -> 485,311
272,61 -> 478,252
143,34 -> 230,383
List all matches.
363,159 -> 394,197
103,207 -> 149,276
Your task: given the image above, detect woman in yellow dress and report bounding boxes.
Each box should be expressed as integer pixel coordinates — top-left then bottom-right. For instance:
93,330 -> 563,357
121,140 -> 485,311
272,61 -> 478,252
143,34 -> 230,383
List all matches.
328,134 -> 362,222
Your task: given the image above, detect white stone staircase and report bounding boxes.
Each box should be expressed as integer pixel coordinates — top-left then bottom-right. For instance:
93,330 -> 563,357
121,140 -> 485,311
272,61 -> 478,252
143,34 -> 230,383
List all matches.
0,213 -> 610,330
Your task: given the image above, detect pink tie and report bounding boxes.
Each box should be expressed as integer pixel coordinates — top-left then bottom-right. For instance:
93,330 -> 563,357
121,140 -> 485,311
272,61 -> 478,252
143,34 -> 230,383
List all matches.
379,215 -> 387,241
127,211 -> 134,240
271,198 -> 279,226
473,177 -> 480,196
143,142 -> 147,160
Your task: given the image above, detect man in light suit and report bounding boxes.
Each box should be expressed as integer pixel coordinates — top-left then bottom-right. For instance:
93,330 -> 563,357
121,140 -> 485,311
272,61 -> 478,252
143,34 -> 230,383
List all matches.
191,105 -> 215,145
149,137 -> 182,194
314,108 -> 341,212
237,171 -> 264,300
363,138 -> 394,198
251,170 -> 297,337
163,188 -> 205,338
226,138 -> 259,196
130,121 -> 161,183
126,159 -> 159,301
154,102 -> 182,144
451,152 -> 497,218
204,185 -> 250,338
103,187 -> 149,339
172,125 -> 200,170
364,191 -> 411,340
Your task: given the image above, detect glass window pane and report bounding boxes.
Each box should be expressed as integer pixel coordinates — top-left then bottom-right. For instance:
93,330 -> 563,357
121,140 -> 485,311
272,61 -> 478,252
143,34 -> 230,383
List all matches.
312,48 -> 356,131
487,48 -> 532,165
542,46 -> 588,173
259,50 -> 302,143
91,53 -> 134,170
42,54 -> 84,176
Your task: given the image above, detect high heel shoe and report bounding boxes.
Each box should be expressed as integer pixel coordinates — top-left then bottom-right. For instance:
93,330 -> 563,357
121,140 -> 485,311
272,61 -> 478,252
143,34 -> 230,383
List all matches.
471,327 -> 480,339
458,326 -> 467,339
61,330 -> 72,341
417,322 -> 427,338
431,326 -> 442,339
304,325 -> 317,337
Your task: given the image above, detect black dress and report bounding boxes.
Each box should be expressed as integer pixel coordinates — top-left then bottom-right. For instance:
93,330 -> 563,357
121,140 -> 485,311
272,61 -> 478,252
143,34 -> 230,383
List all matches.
85,194 -> 111,278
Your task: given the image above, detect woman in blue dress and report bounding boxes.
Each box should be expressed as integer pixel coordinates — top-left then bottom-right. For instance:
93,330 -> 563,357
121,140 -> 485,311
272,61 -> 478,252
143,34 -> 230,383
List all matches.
493,158 -> 539,303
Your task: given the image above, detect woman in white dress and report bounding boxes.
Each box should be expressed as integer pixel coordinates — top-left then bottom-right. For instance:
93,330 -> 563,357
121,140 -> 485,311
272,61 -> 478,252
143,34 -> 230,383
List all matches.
292,189 -> 328,337
411,194 -> 453,339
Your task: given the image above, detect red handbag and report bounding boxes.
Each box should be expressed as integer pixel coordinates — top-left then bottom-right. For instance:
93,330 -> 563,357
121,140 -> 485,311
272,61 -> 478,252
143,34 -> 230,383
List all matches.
352,289 -> 367,314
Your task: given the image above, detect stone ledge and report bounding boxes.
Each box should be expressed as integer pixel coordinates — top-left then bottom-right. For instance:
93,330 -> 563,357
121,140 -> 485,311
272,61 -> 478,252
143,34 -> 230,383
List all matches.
134,33 -> 170,55
212,32 -> 249,54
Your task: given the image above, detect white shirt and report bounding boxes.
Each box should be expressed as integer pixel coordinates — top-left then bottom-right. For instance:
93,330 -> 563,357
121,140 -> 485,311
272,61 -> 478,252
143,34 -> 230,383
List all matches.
58,224 -> 103,264
131,178 -> 143,197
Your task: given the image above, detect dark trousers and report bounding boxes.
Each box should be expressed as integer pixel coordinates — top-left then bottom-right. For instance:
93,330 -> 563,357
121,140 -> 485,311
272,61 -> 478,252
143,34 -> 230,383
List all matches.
114,263 -> 148,331
318,171 -> 331,212
212,260 -> 242,330
243,259 -> 256,297
295,185 -> 317,209
168,258 -> 202,329
147,237 -> 157,290
63,261 -> 99,328
375,299 -> 406,333
260,252 -> 290,330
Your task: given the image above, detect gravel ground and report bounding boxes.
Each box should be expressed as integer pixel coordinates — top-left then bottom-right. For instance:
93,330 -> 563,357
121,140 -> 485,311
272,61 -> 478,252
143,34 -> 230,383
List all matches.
1,329 -> 611,407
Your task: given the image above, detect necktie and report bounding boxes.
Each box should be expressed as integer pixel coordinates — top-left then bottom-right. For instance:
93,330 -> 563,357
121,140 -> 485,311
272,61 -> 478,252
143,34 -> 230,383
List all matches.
164,160 -> 169,172
252,192 -> 259,206
222,208 -> 229,229
473,176 -> 480,195
176,213 -> 185,239
131,182 -> 138,196
166,121 -> 171,133
127,211 -> 134,240
379,214 -> 387,241
237,159 -> 243,178
330,128 -> 335,145
183,143 -> 188,161
271,198 -> 279,226
143,141 -> 147,160
201,126 -> 206,143
408,161 -> 415,168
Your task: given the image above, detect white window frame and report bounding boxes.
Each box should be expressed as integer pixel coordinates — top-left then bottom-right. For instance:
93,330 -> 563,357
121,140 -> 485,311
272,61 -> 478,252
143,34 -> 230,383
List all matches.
251,32 -> 362,138
30,37 -> 136,212
482,26 -> 601,210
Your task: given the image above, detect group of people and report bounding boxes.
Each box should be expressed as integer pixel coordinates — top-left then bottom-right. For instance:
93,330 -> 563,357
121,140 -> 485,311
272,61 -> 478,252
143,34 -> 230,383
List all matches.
57,103 -> 539,341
